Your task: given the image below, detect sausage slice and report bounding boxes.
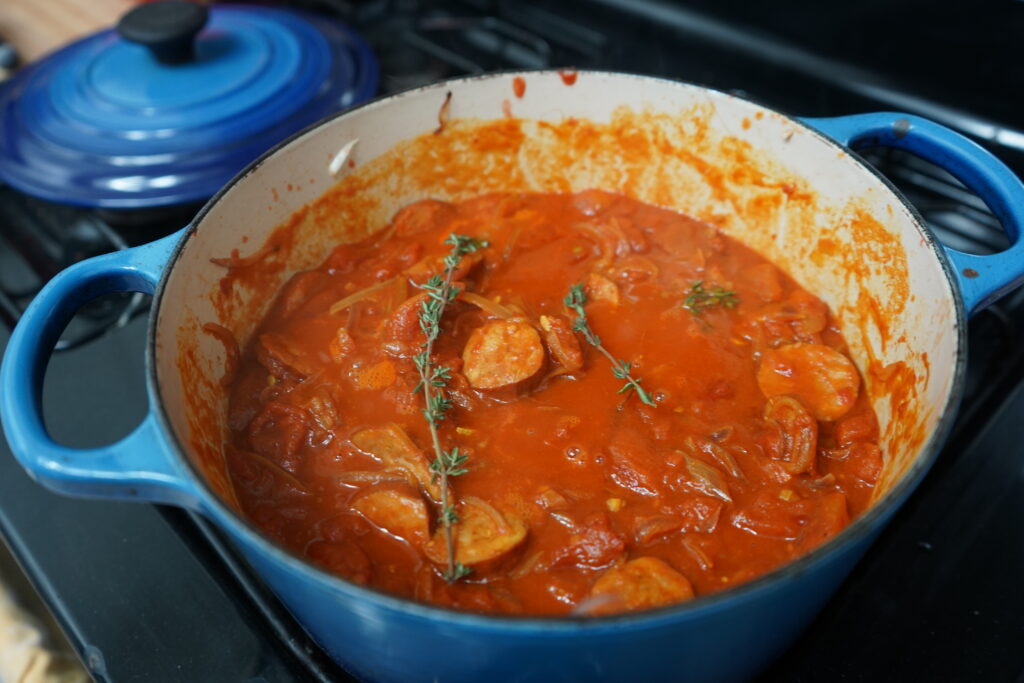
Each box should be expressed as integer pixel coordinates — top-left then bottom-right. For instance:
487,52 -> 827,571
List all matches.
588,557 -> 694,614
352,484 -> 430,546
758,343 -> 860,421
425,497 -> 527,567
350,424 -> 441,501
462,320 -> 544,389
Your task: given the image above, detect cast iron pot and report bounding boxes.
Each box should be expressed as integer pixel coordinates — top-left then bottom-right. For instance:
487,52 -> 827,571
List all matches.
4,72 -> 1024,682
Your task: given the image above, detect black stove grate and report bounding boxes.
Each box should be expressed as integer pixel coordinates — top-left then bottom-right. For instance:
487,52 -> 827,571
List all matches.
860,147 -> 1010,256
0,186 -> 158,351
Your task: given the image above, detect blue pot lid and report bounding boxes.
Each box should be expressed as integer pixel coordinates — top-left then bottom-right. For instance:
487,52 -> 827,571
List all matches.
0,3 -> 378,209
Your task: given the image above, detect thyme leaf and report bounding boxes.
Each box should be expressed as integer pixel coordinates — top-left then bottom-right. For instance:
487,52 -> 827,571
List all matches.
563,283 -> 657,407
445,562 -> 472,582
683,280 -> 739,316
413,233 -> 487,583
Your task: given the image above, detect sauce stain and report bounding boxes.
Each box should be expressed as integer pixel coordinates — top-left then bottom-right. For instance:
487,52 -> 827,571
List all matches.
512,76 -> 526,98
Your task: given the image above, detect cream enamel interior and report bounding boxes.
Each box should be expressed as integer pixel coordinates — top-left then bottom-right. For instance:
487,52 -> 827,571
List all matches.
154,72 -> 959,524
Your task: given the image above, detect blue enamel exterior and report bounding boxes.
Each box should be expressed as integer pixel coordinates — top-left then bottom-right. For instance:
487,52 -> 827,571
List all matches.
0,231 -> 199,509
0,7 -> 378,208
3,105 -> 1024,681
801,113 -> 1024,315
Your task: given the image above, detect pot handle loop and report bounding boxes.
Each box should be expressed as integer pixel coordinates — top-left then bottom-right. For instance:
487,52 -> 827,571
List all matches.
0,229 -> 202,509
801,113 -> 1024,316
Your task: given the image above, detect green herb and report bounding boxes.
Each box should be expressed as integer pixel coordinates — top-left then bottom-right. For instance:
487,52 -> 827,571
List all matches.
563,283 -> 657,407
414,233 -> 487,583
682,280 -> 739,316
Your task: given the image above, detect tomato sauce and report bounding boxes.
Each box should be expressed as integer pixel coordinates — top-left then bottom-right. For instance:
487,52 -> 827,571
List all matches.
224,191 -> 883,616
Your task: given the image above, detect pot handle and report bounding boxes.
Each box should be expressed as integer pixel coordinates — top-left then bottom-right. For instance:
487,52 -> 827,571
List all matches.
800,113 -> 1024,316
0,229 -> 202,510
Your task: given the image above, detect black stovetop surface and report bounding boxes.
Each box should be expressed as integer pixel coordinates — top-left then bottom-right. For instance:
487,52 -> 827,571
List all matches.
3,1 -> 1024,680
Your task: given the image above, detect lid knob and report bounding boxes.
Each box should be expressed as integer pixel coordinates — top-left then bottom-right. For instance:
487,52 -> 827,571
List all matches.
116,1 -> 209,65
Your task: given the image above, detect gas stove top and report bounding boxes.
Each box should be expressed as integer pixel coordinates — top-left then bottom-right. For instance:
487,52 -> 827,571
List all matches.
2,1 -> 1024,680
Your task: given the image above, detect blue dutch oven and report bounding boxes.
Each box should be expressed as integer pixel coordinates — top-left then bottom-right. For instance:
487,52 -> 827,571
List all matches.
3,72 -> 1024,681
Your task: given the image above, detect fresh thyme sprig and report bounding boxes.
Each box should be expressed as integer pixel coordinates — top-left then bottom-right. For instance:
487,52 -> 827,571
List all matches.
563,283 -> 657,407
414,233 -> 487,583
683,280 -> 739,316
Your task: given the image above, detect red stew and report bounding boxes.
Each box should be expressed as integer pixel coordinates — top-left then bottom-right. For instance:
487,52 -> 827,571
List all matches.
224,191 -> 883,616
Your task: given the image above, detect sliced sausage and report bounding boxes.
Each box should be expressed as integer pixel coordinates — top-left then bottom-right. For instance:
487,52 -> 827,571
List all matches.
758,343 -> 860,421
588,557 -> 694,614
350,424 -> 441,501
539,315 -> 583,372
425,497 -> 527,567
352,484 -> 430,546
462,320 -> 544,389
381,293 -> 428,358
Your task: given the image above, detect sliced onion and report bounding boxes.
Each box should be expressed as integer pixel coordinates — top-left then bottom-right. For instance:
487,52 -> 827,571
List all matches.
381,276 -> 409,314
710,444 -> 744,481
684,455 -> 732,502
502,224 -> 525,262
571,592 -> 620,616
807,473 -> 837,490
681,536 -> 714,571
509,551 -> 544,579
460,291 -> 519,319
549,512 -> 577,530
337,470 -> 407,486
540,366 -> 574,385
535,487 -> 569,510
236,449 -> 310,494
329,276 -> 399,315
574,220 -> 628,269
764,395 -> 818,475
633,515 -> 683,545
